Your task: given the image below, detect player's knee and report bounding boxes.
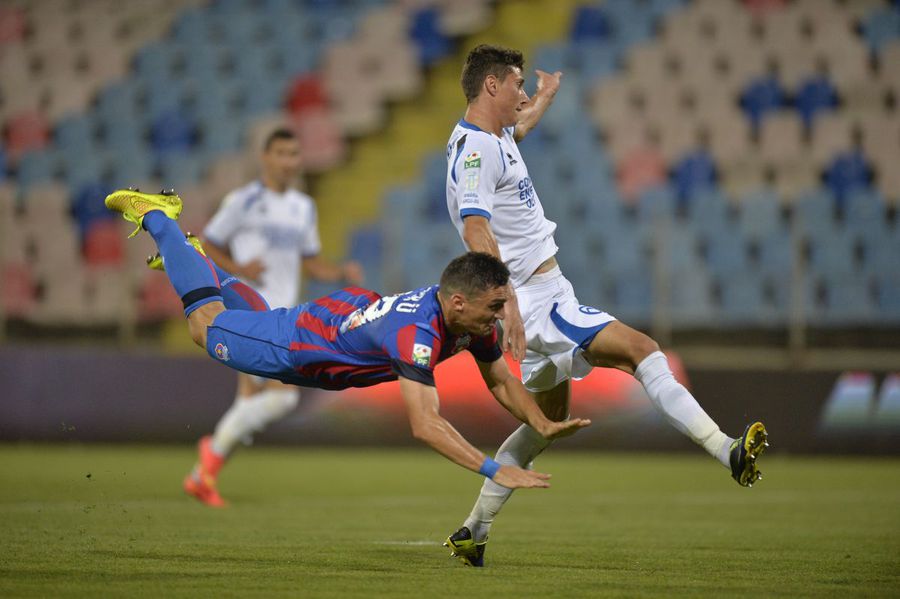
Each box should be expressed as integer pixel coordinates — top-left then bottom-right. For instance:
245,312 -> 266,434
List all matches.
632,333 -> 660,363
187,302 -> 225,348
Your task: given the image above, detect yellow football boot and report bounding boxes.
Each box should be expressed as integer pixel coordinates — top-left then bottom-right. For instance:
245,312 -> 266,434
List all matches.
104,187 -> 183,238
729,421 -> 769,487
444,526 -> 486,567
147,232 -> 205,271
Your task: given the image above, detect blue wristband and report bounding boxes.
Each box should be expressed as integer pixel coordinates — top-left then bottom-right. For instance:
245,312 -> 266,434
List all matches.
479,457 -> 501,479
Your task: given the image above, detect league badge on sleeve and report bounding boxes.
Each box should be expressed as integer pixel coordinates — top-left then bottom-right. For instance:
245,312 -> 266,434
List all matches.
463,151 -> 481,169
412,343 -> 432,367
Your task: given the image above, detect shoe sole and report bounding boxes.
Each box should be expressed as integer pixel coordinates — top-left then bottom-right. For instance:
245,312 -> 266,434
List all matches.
740,422 -> 769,487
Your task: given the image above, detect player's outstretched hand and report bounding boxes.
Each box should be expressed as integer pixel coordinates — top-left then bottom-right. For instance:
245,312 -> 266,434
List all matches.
342,260 -> 365,286
540,417 -> 592,441
534,69 -> 562,97
492,465 -> 551,489
239,258 -> 266,283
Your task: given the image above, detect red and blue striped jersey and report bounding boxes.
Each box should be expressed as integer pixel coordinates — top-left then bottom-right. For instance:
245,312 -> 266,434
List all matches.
289,285 -> 502,390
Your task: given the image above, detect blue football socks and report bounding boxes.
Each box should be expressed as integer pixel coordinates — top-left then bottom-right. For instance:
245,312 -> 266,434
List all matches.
143,211 -> 223,316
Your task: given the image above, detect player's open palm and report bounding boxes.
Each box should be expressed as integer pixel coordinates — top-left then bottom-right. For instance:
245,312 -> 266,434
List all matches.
541,417 -> 592,440
534,69 -> 562,97
492,465 -> 551,489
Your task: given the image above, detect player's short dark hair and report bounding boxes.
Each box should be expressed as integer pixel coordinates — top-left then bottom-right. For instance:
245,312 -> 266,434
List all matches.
440,252 -> 509,297
460,44 -> 524,103
263,127 -> 296,151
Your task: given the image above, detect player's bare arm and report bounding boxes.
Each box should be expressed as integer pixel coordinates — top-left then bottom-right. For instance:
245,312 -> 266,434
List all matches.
513,70 -> 562,142
476,357 -> 591,439
461,215 -> 526,361
398,377 -> 551,489
302,255 -> 364,285
202,238 -> 265,283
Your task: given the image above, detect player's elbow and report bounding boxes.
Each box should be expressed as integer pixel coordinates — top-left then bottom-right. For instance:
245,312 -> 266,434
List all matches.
409,417 -> 439,445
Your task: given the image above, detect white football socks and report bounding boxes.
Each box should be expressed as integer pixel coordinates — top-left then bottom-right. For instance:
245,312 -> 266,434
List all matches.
210,388 -> 300,457
634,351 -> 733,467
464,423 -> 552,543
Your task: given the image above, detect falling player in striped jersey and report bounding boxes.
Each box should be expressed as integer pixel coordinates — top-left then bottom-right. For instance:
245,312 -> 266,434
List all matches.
184,128 -> 364,507
105,188 -> 592,494
443,44 -> 768,566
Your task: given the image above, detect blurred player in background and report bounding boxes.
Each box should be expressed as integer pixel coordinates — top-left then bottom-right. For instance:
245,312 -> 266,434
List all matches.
104,186 -> 592,491
184,128 -> 364,507
442,44 -> 769,566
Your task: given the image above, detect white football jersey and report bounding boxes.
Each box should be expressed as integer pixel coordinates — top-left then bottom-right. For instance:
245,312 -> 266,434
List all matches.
445,119 -> 558,287
204,181 -> 321,308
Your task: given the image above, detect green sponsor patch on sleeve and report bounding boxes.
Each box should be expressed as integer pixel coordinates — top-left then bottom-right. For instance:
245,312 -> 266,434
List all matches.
463,151 -> 481,169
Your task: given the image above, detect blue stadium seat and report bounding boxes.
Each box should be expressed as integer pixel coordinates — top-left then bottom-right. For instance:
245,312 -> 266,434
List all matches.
806,228 -> 858,277
688,189 -> 734,239
669,267 -> 714,327
795,76 -> 838,130
823,149 -> 874,210
54,114 -> 97,154
410,7 -> 453,66
671,149 -> 717,207
610,271 -> 653,325
16,149 -> 58,189
157,152 -> 205,186
717,271 -> 769,327
71,182 -> 115,237
106,146 -> 154,188
637,184 -> 677,221
792,188 -> 837,235
0,145 -> 6,182
819,273 -> 878,326
59,147 -> 105,189
874,274 -> 900,323
755,229 -> 794,280
702,227 -> 749,276
150,109 -> 196,154
421,151 -> 447,222
861,6 -> 900,53
570,5 -> 613,42
740,76 -> 787,131
737,189 -> 783,240
95,80 -> 144,126
568,40 -> 622,83
133,42 -> 179,82
348,224 -> 384,293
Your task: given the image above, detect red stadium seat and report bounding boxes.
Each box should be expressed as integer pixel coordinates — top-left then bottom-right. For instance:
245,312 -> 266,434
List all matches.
0,6 -> 26,44
4,110 -> 50,161
82,219 -> 125,266
285,75 -> 327,117
0,262 -> 36,317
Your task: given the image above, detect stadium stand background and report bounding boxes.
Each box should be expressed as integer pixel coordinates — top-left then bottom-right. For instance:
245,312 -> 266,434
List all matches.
0,0 -> 898,372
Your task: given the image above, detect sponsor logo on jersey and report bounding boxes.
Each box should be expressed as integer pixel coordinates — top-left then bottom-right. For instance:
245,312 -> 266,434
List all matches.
518,177 -> 535,208
465,170 -> 479,191
506,151 -> 518,165
214,343 -> 230,361
579,305 -> 602,315
412,343 -> 432,367
464,151 -> 481,169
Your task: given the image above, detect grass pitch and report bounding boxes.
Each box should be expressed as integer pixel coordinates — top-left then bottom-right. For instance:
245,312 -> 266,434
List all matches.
0,445 -> 898,598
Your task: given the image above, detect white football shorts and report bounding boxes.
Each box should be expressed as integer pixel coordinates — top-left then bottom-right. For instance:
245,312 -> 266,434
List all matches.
517,266 -> 617,392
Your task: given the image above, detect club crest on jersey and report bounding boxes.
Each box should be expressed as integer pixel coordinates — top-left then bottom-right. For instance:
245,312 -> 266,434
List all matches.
214,343 -> 230,362
463,151 -> 481,169
412,343 -> 432,367
452,334 -> 472,354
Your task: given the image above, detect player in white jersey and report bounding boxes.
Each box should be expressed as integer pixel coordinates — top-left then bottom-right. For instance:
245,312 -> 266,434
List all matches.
183,128 -> 363,507
442,45 -> 769,566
